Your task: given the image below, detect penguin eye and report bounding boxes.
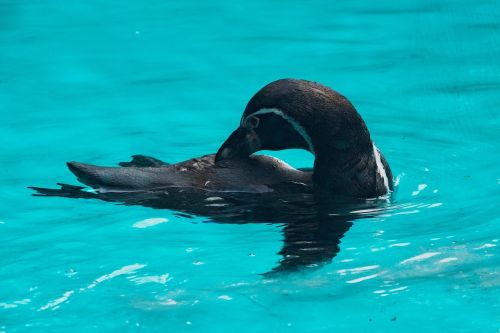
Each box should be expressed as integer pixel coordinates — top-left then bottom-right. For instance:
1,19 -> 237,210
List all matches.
244,116 -> 260,129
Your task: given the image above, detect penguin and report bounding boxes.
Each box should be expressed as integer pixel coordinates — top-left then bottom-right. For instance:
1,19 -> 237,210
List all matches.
30,78 -> 394,273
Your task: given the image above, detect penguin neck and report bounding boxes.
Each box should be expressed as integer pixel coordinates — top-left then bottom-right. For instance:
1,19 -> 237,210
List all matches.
309,134 -> 382,198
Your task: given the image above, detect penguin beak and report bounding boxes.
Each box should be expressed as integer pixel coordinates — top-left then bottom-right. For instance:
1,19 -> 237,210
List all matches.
215,127 -> 261,162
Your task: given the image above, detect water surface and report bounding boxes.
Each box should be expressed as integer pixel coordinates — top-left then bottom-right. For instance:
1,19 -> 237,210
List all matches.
1,0 -> 499,332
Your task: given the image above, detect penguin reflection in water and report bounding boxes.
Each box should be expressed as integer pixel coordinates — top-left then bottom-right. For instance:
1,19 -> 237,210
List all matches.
31,79 -> 393,273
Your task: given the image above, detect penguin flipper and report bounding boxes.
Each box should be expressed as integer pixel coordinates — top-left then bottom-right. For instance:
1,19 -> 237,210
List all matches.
118,155 -> 170,167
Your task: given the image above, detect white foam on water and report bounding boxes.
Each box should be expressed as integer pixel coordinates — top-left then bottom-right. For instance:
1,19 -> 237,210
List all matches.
133,218 -> 169,229
86,264 -> 146,290
474,243 -> 496,250
129,273 -> 170,285
39,291 -> 74,311
218,295 -> 232,301
338,265 -> 380,276
401,252 -> 440,264
389,242 -> 411,247
412,184 -> 428,196
205,196 -> 223,201
436,257 -> 458,264
346,273 -> 379,284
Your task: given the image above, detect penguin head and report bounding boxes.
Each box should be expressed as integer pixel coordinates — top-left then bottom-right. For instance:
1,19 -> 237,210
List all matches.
215,78 -> 373,163
215,106 -> 312,162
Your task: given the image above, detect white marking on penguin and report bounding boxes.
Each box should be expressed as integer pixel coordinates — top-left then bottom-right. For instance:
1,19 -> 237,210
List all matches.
373,144 -> 390,192
242,108 -> 315,154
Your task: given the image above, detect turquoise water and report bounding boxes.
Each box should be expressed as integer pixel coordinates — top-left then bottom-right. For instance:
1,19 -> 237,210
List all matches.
2,0 -> 500,331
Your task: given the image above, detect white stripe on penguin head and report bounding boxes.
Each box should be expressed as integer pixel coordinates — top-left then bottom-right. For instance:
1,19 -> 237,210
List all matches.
242,108 -> 315,154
